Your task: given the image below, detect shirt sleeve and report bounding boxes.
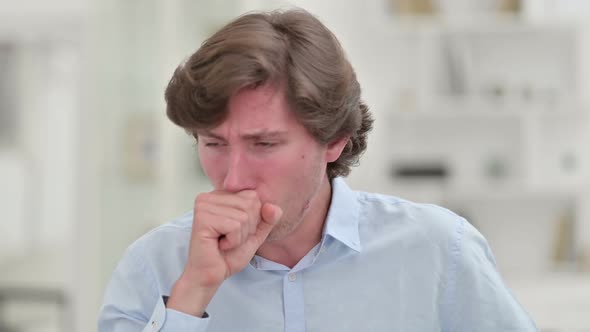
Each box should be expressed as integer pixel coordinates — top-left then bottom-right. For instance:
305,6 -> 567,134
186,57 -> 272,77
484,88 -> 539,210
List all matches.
97,246 -> 211,332
448,219 -> 539,332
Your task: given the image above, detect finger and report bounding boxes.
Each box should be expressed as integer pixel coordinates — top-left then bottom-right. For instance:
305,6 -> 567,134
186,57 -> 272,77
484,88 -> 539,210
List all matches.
201,191 -> 260,235
254,203 -> 283,243
193,212 -> 241,241
218,227 -> 243,251
236,190 -> 258,200
198,204 -> 248,222
261,203 -> 282,225
193,191 -> 261,247
199,204 -> 250,237
206,190 -> 257,211
236,190 -> 261,234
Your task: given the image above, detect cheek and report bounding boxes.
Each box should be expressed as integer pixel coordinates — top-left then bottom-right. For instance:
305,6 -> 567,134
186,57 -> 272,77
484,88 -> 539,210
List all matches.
198,149 -> 225,186
264,148 -> 324,183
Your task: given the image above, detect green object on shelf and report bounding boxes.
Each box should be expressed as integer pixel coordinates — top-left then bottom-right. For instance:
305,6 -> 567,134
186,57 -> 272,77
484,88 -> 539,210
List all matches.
485,157 -> 507,180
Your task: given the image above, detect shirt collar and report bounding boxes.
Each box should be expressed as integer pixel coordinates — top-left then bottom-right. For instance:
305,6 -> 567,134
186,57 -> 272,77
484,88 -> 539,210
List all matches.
322,177 -> 362,252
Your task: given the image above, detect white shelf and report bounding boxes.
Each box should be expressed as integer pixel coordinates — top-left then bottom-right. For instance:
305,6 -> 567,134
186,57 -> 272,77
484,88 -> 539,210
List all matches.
442,185 -> 582,203
366,16 -> 590,306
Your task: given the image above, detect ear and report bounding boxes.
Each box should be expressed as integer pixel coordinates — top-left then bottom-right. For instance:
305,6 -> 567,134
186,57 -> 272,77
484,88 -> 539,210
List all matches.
325,135 -> 350,163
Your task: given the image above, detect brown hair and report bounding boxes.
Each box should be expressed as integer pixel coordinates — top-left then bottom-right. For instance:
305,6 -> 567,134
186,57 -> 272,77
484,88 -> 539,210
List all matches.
165,8 -> 373,179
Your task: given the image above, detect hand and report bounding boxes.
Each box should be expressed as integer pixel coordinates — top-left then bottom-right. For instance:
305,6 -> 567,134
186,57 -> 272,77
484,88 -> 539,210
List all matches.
167,190 -> 282,317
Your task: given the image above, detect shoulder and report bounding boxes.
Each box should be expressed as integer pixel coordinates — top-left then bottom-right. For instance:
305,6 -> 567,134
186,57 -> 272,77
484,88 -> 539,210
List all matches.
355,190 -> 497,270
128,211 -> 193,253
356,190 -> 466,243
118,211 -> 194,289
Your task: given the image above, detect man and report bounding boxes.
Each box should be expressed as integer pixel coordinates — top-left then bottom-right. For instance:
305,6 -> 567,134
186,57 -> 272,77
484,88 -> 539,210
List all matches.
98,8 -> 538,332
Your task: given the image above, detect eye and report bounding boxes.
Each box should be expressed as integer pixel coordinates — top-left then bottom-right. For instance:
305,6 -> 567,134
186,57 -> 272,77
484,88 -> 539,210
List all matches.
255,142 -> 276,148
204,141 -> 225,147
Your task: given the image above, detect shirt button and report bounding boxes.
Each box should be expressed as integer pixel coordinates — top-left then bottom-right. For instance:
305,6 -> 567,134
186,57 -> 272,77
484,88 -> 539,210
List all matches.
288,273 -> 297,282
151,321 -> 158,330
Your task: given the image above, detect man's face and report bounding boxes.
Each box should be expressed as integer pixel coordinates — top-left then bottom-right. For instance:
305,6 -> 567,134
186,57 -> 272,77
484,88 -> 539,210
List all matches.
196,83 -> 341,241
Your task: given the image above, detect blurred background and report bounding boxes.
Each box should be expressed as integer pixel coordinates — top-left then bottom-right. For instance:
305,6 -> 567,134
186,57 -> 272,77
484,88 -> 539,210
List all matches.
0,0 -> 589,331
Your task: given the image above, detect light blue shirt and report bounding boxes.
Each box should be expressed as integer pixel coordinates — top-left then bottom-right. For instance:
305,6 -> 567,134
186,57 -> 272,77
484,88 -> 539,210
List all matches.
98,178 -> 538,331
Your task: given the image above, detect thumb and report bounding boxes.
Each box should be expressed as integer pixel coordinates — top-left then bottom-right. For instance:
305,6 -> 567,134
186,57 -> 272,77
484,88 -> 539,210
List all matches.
254,203 -> 282,242
261,203 -> 283,225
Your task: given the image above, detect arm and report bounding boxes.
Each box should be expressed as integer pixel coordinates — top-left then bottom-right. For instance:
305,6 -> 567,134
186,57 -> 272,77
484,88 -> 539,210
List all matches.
98,190 -> 282,331
97,247 -> 210,332
448,219 -> 539,332
166,191 -> 282,317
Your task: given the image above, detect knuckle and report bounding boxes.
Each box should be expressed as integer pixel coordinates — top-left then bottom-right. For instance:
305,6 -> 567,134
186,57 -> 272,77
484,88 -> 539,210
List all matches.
242,190 -> 257,199
246,194 -> 261,209
228,218 -> 242,232
192,210 -> 208,226
253,199 -> 261,210
194,192 -> 210,206
240,190 -> 259,204
237,211 -> 249,224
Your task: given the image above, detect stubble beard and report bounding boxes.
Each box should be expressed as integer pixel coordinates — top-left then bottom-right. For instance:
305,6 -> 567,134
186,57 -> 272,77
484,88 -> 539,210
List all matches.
264,198 -> 311,242
264,152 -> 327,243
264,171 -> 324,242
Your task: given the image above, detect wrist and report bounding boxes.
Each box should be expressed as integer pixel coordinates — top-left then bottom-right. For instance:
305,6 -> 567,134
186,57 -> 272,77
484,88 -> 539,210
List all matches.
167,273 -> 219,318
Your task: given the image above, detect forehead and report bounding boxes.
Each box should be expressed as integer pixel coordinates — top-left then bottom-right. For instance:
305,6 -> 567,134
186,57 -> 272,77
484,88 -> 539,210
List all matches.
205,83 -> 299,136
228,83 -> 289,118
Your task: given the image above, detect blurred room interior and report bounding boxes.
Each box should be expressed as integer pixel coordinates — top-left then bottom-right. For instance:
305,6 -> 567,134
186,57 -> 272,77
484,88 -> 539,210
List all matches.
1,0 -> 589,331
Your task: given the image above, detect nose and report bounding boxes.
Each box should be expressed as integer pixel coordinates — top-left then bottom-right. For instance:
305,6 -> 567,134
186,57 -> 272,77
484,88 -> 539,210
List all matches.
222,148 -> 255,193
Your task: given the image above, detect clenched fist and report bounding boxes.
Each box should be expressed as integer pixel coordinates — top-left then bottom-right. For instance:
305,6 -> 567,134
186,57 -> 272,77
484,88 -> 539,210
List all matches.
167,190 -> 282,317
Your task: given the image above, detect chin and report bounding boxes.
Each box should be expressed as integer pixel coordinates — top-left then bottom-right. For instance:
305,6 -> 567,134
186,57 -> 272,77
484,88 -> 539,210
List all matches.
265,217 -> 301,242
273,196 -> 317,240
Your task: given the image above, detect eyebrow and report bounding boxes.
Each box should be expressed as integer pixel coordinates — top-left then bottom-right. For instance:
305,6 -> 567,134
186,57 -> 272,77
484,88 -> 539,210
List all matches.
198,130 -> 287,141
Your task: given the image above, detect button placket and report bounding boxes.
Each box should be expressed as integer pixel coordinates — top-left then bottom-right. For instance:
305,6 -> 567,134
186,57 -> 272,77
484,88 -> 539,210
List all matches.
283,271 -> 305,332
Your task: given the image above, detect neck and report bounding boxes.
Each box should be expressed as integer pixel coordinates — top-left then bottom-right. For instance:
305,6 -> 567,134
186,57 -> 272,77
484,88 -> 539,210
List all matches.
256,176 -> 333,268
